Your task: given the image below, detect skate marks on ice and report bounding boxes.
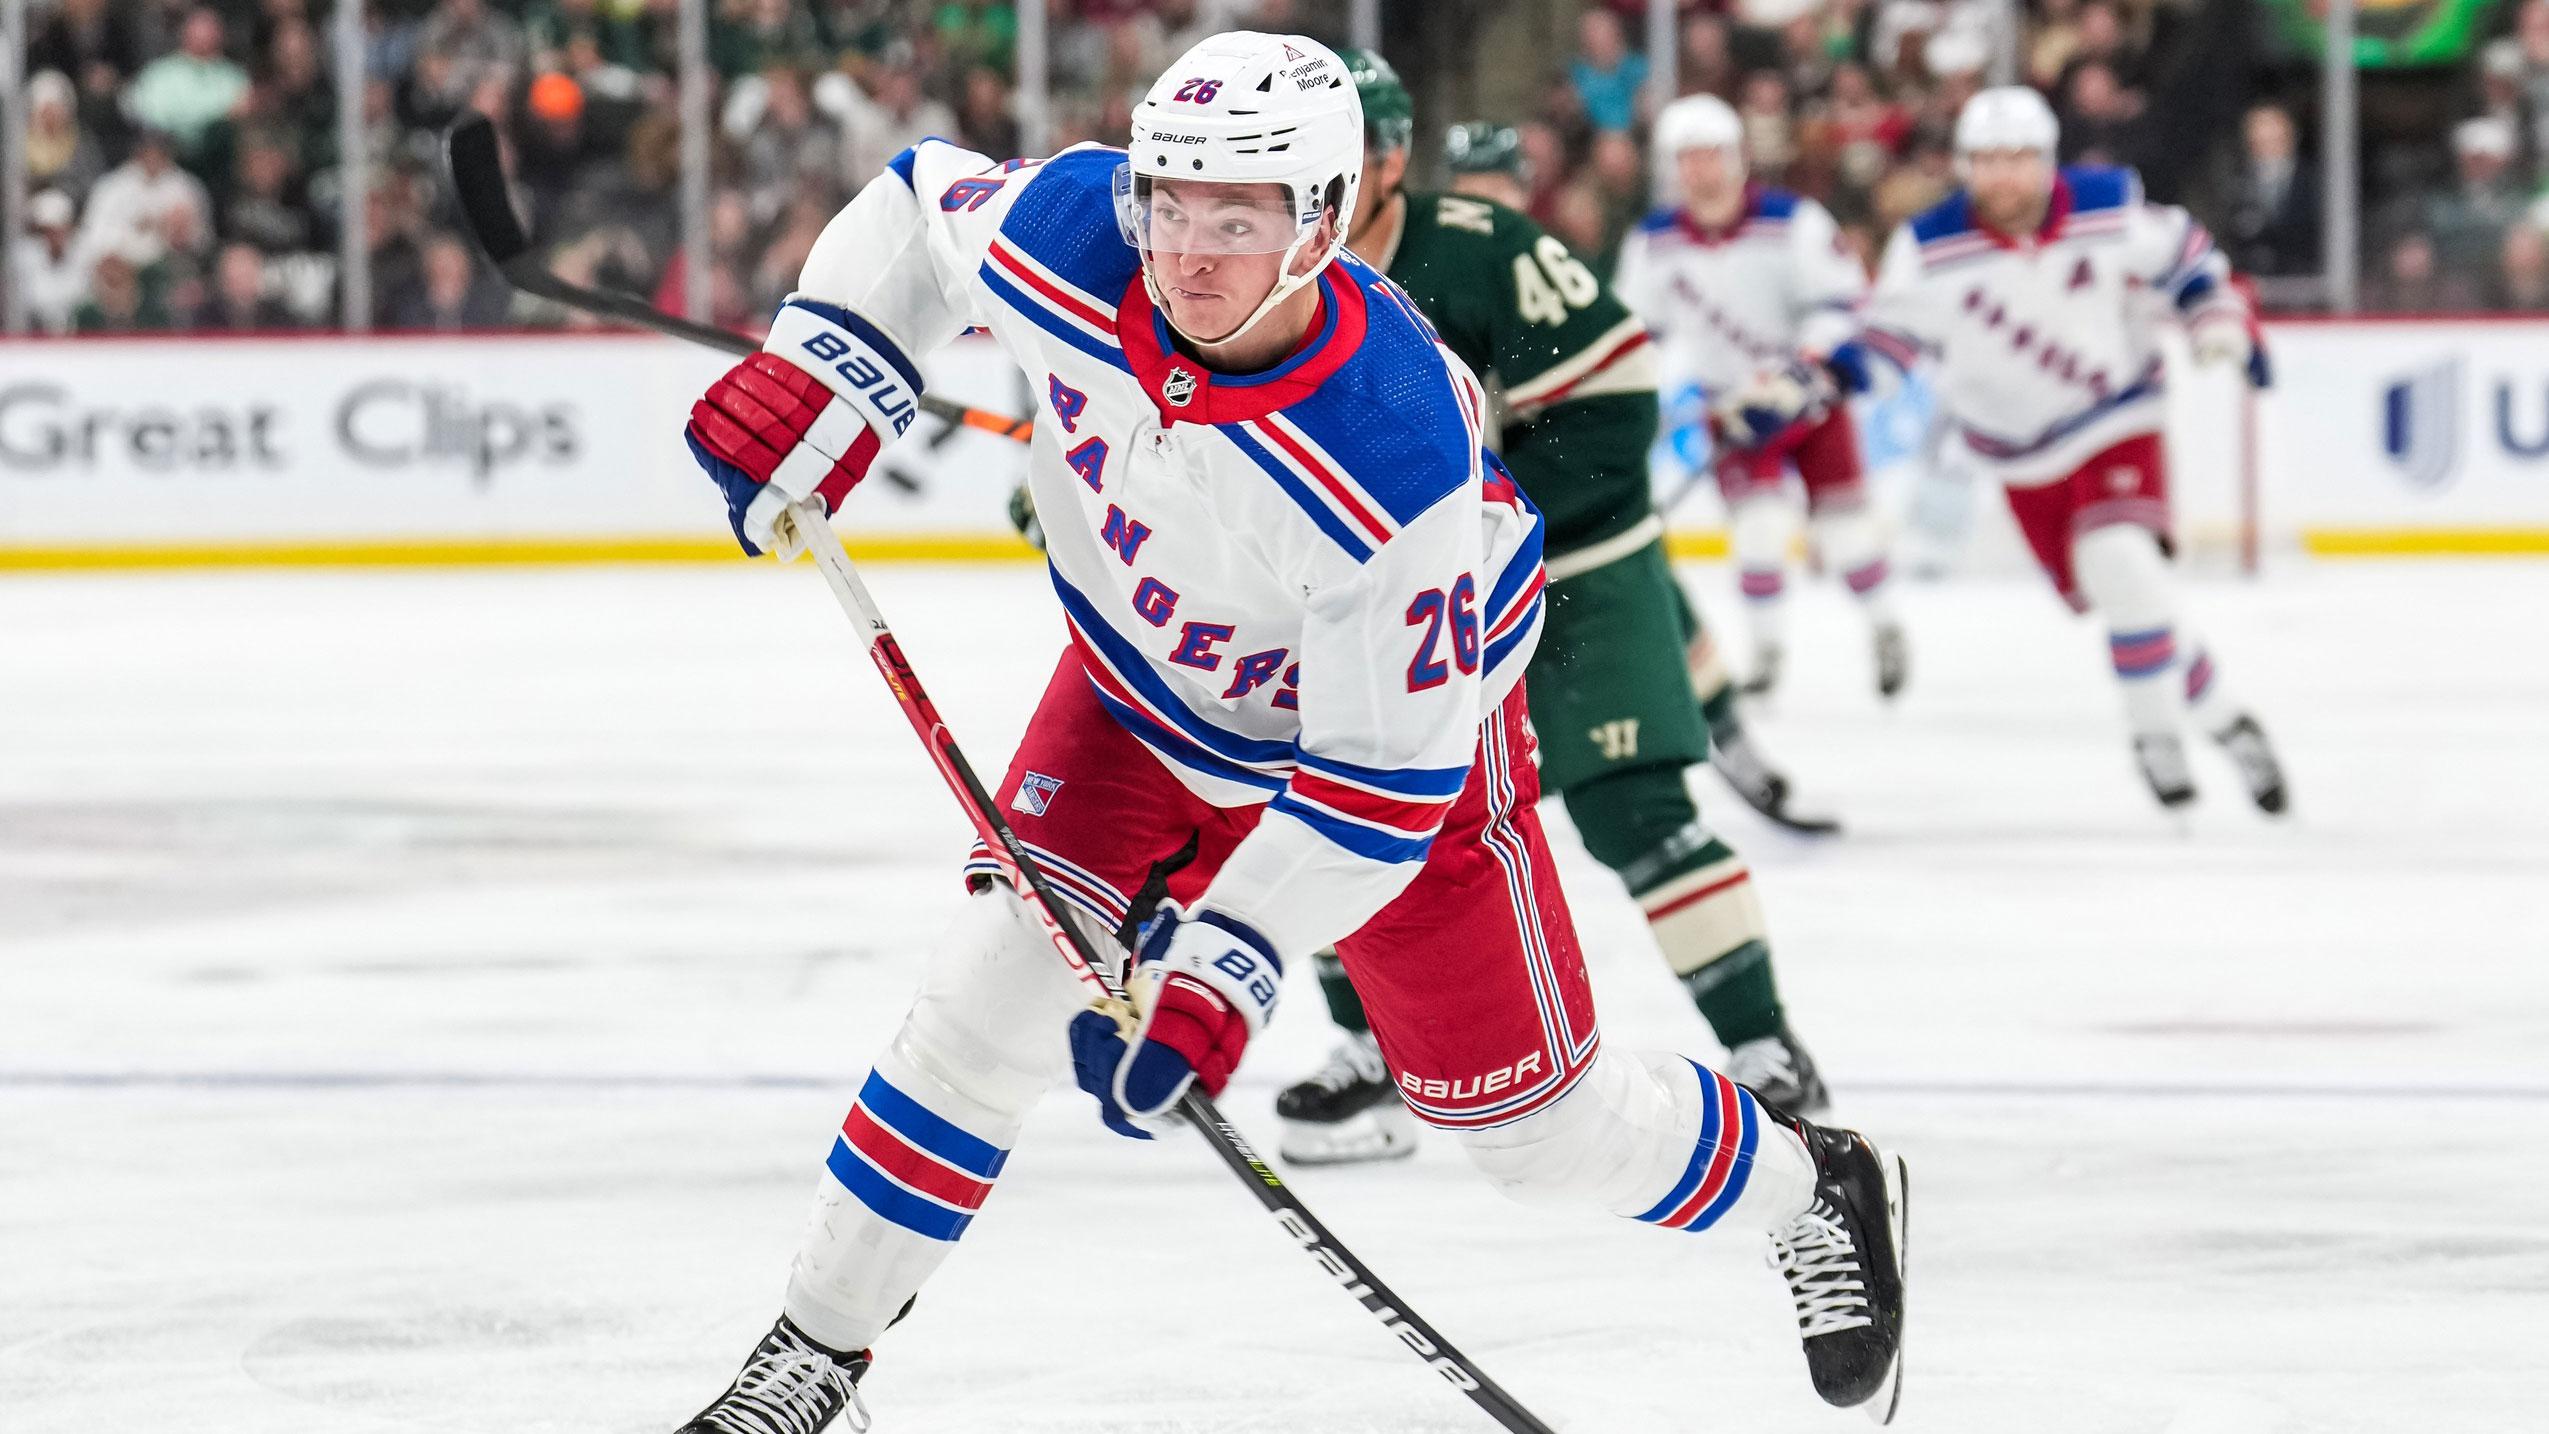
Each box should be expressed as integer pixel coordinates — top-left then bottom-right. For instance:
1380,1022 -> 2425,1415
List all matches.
6,564 -> 2548,1432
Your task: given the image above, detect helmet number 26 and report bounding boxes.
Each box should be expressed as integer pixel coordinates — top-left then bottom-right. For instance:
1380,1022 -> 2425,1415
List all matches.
1513,236 -> 1600,327
1171,78 -> 1223,103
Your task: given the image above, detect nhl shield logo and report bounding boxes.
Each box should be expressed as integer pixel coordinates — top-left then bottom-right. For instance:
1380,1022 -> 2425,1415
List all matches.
1162,366 -> 1201,407
1012,771 -> 1065,816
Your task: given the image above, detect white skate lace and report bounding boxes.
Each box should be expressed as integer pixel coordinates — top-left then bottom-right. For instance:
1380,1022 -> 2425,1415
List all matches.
1304,1034 -> 1389,1093
714,1332 -> 870,1434
2135,735 -> 2192,787
2219,721 -> 2277,784
1768,1202 -> 1872,1339
1725,1036 -> 1800,1092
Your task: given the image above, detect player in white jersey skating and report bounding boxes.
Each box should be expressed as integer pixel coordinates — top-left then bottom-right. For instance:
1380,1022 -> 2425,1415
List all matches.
1615,95 -> 1907,701
668,33 -> 1908,1432
1858,87 -> 2288,813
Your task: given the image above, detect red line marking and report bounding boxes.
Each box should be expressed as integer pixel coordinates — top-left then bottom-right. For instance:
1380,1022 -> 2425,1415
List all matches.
1644,869 -> 1752,922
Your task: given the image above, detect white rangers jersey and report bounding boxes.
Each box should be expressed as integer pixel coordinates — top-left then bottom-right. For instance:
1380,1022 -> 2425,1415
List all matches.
1858,165 -> 2247,487
781,140 -> 1546,959
1611,187 -> 1868,396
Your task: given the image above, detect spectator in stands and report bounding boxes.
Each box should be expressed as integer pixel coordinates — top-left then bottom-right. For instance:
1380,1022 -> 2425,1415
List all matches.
26,70 -> 109,205
253,18 -> 336,174
127,6 -> 252,162
650,187 -> 758,330
1587,129 -> 1646,265
2421,117 -> 2524,274
2222,103 -> 2319,278
515,71 -> 609,229
74,252 -> 172,333
1738,68 -> 1800,183
1677,12 -> 1737,101
222,132 -> 313,255
935,0 -> 1018,76
30,0 -> 144,135
2494,221 -> 2549,309
201,241 -> 302,331
1517,120 -> 1568,223
2058,59 -> 2145,168
387,231 -> 511,330
956,66 -> 1021,160
833,57 -> 959,187
734,66 -> 845,227
2026,0 -> 2085,89
2367,229 -> 2478,312
80,129 -> 212,270
1814,61 -> 1913,205
413,0 -> 528,115
11,190 -> 92,335
1569,9 -> 1647,133
713,0 -> 827,78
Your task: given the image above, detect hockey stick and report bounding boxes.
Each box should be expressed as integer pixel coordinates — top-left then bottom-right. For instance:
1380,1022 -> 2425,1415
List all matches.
442,115 -> 1035,445
442,118 -> 1559,1434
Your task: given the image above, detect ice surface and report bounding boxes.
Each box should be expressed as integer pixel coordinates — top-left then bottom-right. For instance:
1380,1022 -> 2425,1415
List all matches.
5,560 -> 2545,1433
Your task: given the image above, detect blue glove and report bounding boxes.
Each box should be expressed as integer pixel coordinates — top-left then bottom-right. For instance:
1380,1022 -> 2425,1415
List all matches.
1066,909 -> 1281,1140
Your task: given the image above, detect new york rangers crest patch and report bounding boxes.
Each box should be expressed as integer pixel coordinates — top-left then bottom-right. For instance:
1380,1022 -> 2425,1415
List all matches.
1012,771 -> 1065,816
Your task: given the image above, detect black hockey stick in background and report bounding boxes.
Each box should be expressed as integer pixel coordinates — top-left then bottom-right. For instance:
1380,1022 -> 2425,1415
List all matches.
442,118 -> 1561,1434
443,116 -> 1036,445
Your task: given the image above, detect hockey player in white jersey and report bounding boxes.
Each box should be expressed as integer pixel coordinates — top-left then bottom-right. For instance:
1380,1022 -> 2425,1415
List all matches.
670,32 -> 1907,1432
1615,94 -> 1908,701
1858,87 -> 2288,812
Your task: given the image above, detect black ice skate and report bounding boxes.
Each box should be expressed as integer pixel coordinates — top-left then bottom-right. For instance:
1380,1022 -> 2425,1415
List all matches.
1725,1025 -> 1830,1116
1709,724 -> 1842,836
1276,1032 -> 1418,1165
1741,639 -> 1785,697
1873,622 -> 1909,701
678,1315 -> 875,1434
1766,1119 -> 1909,1423
2133,733 -> 2196,809
2211,713 -> 2288,815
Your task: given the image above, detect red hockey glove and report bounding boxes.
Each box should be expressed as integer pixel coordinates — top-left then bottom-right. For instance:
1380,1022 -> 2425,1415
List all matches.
684,298 -> 924,555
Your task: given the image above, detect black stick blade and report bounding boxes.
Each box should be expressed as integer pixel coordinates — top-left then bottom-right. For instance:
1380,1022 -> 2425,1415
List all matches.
444,114 -> 530,266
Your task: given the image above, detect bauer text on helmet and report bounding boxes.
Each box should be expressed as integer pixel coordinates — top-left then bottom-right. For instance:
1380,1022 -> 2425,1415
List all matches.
1117,32 -> 1364,348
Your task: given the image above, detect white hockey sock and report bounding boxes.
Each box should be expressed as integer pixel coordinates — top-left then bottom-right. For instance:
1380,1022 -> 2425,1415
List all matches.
1455,1050 -> 1814,1236
784,892 -> 1091,1351
1812,505 -> 1896,624
2073,524 -> 2183,739
2181,638 -> 2243,737
1730,497 -> 1791,644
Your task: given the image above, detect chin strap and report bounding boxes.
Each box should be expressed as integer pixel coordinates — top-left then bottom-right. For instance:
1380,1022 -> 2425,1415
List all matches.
1143,222 -> 1341,352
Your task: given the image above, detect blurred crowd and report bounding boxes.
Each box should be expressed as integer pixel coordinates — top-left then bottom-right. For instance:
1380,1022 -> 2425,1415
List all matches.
14,0 -> 2549,336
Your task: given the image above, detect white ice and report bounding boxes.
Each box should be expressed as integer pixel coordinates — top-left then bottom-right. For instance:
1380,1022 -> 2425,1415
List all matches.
5,559 -> 2545,1434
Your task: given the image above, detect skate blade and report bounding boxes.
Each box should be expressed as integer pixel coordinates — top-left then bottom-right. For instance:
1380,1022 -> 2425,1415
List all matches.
1276,1108 -> 1420,1166
1862,1151 -> 1910,1426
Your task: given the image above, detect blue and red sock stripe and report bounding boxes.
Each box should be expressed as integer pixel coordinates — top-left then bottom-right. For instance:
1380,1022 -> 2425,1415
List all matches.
825,1070 -> 1011,1243
1636,1066 -> 1761,1233
2109,626 -> 2175,678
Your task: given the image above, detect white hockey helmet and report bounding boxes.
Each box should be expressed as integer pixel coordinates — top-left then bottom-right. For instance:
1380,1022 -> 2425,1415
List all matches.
1954,86 -> 2060,172
1117,31 -> 1363,346
1654,93 -> 1743,157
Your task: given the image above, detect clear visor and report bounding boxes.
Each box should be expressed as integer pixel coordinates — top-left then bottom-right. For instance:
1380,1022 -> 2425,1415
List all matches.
1113,164 -> 1317,256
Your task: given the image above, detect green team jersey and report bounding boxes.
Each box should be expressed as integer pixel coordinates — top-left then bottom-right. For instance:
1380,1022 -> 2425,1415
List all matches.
1366,190 -> 1661,557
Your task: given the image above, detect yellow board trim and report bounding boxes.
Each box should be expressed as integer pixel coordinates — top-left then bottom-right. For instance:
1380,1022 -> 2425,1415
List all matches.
11,524 -> 2536,572
1663,529 -> 1731,560
0,531 -> 1044,572
2299,528 -> 2549,557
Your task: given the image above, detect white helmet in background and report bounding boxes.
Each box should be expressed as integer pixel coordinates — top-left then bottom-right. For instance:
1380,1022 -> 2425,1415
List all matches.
1953,86 -> 2059,174
1654,94 -> 1744,164
1118,32 -> 1363,345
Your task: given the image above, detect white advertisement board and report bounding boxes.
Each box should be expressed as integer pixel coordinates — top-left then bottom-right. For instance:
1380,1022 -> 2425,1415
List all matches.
2257,319 -> 2549,552
4,320 -> 2546,567
0,332 -> 1035,562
